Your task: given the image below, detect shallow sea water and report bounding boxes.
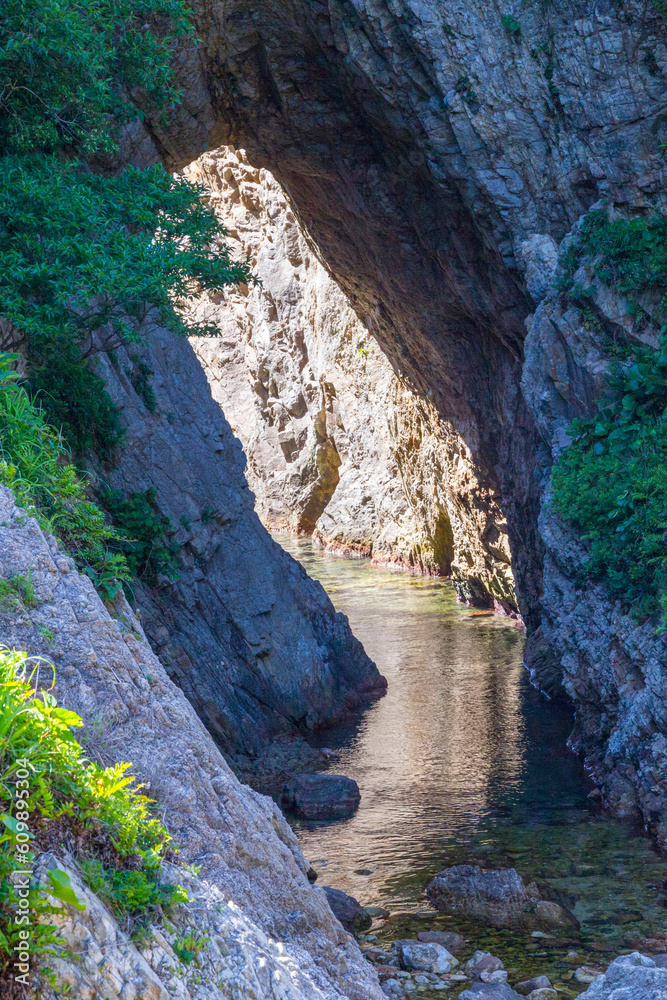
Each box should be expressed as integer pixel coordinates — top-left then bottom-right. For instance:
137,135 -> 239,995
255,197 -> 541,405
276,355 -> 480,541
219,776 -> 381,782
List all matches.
275,535 -> 667,994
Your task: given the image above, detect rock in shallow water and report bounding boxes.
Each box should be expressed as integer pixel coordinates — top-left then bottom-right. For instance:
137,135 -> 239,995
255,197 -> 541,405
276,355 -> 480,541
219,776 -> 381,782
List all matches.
425,864 -> 577,931
515,975 -> 553,995
426,865 -> 538,928
321,886 -> 371,932
392,939 -> 456,973
465,951 -> 505,981
418,930 -> 465,953
281,773 -> 360,819
458,983 -> 523,999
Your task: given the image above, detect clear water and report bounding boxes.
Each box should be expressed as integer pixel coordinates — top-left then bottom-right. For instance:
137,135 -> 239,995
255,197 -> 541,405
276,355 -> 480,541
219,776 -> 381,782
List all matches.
275,535 -> 667,994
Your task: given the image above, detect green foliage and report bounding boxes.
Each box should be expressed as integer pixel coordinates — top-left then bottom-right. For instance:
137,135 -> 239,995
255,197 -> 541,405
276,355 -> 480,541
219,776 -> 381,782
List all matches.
552,209 -> 667,625
0,0 -> 193,156
172,929 -> 210,965
501,14 -> 521,35
127,358 -> 158,414
0,648 -> 187,974
0,843 -> 68,987
576,210 -> 667,310
0,574 -> 36,610
0,0 -> 251,466
80,860 -> 188,937
102,487 -> 179,586
27,339 -> 124,464
200,507 -> 218,525
0,353 -> 132,600
0,154 -> 252,363
455,74 -> 479,107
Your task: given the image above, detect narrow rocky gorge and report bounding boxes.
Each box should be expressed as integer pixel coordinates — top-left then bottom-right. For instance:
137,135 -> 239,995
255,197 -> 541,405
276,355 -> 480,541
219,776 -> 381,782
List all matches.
2,0 -> 667,997
125,0 -> 667,845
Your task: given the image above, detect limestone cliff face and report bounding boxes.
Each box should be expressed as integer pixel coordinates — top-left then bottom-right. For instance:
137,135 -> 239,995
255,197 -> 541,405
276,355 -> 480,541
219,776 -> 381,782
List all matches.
0,487 -> 383,999
88,322 -> 386,769
186,148 -> 516,608
112,1 -> 666,834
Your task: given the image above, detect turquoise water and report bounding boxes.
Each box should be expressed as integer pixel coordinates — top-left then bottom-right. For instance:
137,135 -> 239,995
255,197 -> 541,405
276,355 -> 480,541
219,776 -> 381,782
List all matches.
275,535 -> 667,993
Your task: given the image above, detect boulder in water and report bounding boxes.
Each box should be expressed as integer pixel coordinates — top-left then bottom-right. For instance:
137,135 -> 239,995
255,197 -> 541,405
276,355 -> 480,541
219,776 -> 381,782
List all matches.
534,900 -> 579,930
426,865 -> 538,928
515,976 -> 553,996
321,886 -> 371,931
465,951 -> 504,981
393,939 -> 456,973
573,952 -> 667,997
280,773 -> 360,819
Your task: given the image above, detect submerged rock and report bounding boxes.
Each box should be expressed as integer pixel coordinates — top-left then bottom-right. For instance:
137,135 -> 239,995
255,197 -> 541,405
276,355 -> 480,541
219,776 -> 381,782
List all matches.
574,965 -> 606,984
322,886 -> 372,932
281,773 -> 361,819
425,865 -> 578,931
418,930 -> 465,953
534,900 -> 579,930
515,976 -> 553,995
426,865 -> 538,928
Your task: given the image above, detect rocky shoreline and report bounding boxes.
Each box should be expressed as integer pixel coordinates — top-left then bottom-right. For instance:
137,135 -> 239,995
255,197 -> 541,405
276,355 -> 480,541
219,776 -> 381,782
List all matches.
322,865 -> 667,999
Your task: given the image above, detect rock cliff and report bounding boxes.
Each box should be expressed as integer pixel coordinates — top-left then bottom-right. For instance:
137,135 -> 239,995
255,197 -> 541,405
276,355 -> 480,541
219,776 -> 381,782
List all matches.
0,487 -> 383,1000
522,225 -> 667,847
120,0 -> 667,841
186,147 -> 516,608
89,321 -> 386,772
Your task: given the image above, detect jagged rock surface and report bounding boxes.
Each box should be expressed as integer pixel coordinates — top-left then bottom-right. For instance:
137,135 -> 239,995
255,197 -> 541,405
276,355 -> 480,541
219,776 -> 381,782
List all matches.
87,323 -> 386,767
0,487 -> 383,1000
186,147 -> 515,606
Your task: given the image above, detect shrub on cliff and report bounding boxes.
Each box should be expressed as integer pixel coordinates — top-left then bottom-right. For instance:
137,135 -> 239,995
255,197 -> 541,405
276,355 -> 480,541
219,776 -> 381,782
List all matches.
0,648 -> 187,990
552,210 -> 667,625
0,352 -> 132,600
0,0 -> 251,599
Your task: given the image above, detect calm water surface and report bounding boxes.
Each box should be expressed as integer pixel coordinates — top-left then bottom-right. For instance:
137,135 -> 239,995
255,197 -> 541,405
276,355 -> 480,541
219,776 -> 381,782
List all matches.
275,536 -> 667,990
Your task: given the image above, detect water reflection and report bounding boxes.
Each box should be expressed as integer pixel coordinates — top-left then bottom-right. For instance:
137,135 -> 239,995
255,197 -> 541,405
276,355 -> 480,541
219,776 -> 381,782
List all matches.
275,536 -> 665,948
276,535 -> 590,904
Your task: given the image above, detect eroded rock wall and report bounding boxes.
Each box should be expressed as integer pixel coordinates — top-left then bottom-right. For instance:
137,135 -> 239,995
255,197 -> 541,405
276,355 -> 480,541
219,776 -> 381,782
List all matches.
0,487 -> 383,1000
186,148 -> 515,607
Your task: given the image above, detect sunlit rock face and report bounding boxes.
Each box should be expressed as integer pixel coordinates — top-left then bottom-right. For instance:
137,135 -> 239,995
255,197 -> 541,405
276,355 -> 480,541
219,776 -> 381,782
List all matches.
187,147 -> 516,608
